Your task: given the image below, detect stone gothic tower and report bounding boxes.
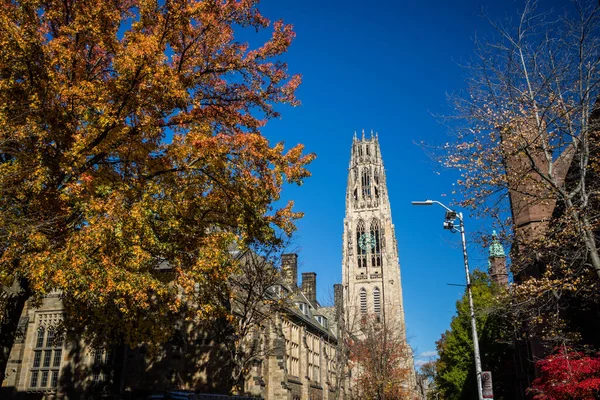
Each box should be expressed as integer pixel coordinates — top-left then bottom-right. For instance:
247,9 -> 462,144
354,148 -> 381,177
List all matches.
341,131 -> 414,377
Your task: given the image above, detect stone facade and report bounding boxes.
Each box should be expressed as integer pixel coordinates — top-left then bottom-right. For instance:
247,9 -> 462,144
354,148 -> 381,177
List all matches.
1,255 -> 343,400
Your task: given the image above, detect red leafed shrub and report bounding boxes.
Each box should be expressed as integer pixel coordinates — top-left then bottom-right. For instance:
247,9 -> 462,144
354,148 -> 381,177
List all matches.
529,349 -> 600,399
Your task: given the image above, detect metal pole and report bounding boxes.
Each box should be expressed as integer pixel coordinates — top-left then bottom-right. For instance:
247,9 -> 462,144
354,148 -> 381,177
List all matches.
412,201 -> 486,400
458,212 -> 484,400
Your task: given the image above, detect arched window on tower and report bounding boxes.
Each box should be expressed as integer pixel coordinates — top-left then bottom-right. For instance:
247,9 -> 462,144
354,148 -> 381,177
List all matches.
360,168 -> 371,199
360,288 -> 367,315
373,287 -> 381,315
374,170 -> 380,199
356,220 -> 366,269
370,219 -> 382,267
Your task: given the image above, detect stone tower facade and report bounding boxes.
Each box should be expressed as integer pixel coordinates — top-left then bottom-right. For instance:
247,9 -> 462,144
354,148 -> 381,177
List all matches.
341,131 -> 415,386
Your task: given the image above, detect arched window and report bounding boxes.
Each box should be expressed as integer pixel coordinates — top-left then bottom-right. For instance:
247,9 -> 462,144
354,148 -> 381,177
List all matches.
36,327 -> 45,348
361,168 -> 371,199
356,220 -> 366,268
373,287 -> 381,315
374,170 -> 380,199
370,219 -> 381,267
360,288 -> 367,314
45,328 -> 55,347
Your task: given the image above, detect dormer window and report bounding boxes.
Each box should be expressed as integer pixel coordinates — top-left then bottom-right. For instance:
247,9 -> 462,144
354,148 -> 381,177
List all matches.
315,316 -> 328,328
297,302 -> 309,316
268,284 -> 285,298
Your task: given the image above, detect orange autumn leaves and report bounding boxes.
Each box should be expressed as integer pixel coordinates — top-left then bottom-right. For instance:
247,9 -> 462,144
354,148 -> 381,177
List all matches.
0,0 -> 313,346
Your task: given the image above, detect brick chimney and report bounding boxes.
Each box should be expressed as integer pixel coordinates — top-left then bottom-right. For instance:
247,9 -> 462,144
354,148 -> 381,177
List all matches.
333,283 -> 343,321
281,253 -> 298,288
301,272 -> 317,304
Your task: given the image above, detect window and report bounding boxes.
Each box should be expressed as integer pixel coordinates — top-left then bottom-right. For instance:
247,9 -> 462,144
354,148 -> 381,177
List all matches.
30,324 -> 62,390
360,288 -> 367,314
33,351 -> 41,368
269,284 -> 283,299
315,316 -> 328,328
297,302 -> 310,316
30,371 -> 39,388
356,220 -> 366,269
51,371 -> 59,388
373,287 -> 381,315
307,334 -> 321,383
92,349 -> 114,366
94,351 -> 103,365
41,371 -> 49,387
36,328 -> 45,348
43,350 -> 52,367
53,350 -> 62,367
370,219 -> 382,267
361,168 -> 371,199
91,349 -> 114,389
284,321 -> 300,377
46,329 -> 55,347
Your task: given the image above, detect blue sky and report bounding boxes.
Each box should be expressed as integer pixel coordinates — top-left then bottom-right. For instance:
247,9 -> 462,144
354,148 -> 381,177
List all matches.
253,0 -> 565,366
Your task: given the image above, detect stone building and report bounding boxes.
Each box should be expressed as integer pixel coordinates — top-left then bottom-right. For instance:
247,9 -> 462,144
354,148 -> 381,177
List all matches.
1,253 -> 344,400
340,131 -> 416,394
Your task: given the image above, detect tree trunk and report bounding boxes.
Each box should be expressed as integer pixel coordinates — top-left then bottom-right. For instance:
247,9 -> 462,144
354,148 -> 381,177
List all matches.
0,277 -> 31,387
565,200 -> 600,281
581,214 -> 600,280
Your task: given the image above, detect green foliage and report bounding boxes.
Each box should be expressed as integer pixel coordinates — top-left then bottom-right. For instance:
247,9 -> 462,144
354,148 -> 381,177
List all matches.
435,270 -> 511,400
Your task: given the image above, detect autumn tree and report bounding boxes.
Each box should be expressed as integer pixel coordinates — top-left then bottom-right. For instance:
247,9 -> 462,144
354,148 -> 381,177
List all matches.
0,0 -> 314,385
444,0 -> 600,271
441,0 -> 600,356
220,244 -> 291,394
416,361 -> 437,400
348,315 -> 413,400
529,348 -> 600,400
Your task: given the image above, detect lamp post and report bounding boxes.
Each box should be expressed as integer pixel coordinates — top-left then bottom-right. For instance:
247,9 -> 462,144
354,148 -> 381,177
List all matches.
412,200 -> 484,400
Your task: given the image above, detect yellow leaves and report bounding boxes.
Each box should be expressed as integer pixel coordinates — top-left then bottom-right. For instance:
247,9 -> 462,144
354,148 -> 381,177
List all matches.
0,0 -> 311,349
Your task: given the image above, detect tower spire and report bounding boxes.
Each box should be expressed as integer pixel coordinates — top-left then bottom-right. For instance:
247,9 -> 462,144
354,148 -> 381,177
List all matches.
342,131 -> 416,394
488,230 -> 508,287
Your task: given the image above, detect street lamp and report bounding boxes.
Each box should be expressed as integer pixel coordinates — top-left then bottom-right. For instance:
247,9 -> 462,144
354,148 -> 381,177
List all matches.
412,200 -> 485,400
